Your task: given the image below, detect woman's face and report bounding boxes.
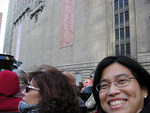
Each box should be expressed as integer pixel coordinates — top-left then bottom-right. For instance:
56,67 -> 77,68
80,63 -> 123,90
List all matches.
22,79 -> 42,105
99,63 -> 148,113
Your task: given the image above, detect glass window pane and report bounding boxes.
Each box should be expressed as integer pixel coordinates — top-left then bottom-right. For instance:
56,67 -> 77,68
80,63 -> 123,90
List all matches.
120,0 -> 123,8
116,45 -> 119,56
124,0 -> 128,6
120,28 -> 124,39
125,11 -> 129,21
115,15 -> 118,25
121,44 -> 124,55
114,0 -> 118,10
120,13 -> 124,23
126,43 -> 130,54
126,27 -> 130,38
115,30 -> 119,39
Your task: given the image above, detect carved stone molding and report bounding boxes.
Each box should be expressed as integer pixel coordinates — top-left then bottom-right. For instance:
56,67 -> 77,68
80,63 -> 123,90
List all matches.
55,62 -> 98,71
13,0 -> 45,25
30,1 -> 45,20
14,7 -> 30,25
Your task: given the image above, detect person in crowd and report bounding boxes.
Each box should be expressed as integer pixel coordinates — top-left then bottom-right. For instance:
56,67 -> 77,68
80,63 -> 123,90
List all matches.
82,78 -> 93,94
80,80 -> 87,93
18,65 -> 80,113
62,71 -> 87,113
85,93 -> 97,113
0,70 -> 22,112
93,55 -> 150,113
79,78 -> 93,104
78,82 -> 84,91
13,69 -> 28,97
62,71 -> 80,92
81,78 -> 96,112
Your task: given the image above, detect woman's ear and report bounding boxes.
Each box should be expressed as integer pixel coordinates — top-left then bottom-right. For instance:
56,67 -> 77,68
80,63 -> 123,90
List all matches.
142,88 -> 148,99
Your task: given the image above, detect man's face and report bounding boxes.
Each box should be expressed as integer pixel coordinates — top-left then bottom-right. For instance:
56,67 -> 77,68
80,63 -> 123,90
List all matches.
83,80 -> 88,87
86,79 -> 93,86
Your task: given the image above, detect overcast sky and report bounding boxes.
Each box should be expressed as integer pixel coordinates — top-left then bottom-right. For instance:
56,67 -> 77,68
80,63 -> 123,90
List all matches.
0,0 -> 9,54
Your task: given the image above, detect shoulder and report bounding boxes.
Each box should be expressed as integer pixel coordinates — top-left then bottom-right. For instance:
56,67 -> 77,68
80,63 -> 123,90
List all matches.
141,102 -> 150,113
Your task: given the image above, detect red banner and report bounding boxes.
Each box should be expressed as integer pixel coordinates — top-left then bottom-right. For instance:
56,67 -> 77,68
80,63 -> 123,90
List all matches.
60,0 -> 75,48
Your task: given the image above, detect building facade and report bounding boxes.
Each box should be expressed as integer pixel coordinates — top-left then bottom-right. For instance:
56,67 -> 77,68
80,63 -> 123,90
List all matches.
3,0 -> 150,83
0,12 -> 2,36
3,0 -> 15,54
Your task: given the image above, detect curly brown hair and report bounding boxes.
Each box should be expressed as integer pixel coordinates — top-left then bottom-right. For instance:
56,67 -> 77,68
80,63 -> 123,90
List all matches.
27,65 -> 80,113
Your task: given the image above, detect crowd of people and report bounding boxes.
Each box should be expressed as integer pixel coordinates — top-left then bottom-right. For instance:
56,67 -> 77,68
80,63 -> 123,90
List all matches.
0,55 -> 150,113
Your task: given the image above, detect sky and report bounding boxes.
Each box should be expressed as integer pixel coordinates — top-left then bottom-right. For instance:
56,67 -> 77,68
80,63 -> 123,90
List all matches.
0,0 -> 9,54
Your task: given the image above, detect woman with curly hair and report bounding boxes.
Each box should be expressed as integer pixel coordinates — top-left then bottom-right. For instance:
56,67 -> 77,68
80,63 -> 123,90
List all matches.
18,65 -> 80,113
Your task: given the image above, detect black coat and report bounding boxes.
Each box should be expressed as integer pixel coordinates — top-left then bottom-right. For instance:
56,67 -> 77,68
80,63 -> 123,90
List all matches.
141,102 -> 150,113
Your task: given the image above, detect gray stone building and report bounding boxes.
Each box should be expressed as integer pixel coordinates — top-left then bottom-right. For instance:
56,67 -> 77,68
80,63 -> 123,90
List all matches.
0,12 -> 2,35
3,0 -> 15,54
3,0 -> 150,83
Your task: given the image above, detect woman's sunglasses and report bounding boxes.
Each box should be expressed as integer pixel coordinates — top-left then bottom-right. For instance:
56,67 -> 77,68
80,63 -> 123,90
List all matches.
26,85 -> 40,93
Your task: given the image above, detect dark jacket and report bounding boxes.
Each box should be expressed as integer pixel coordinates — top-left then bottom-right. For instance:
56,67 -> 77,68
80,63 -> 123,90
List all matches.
141,102 -> 150,113
82,86 -> 93,94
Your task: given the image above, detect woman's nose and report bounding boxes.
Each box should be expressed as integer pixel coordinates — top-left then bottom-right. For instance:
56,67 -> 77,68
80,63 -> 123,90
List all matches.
21,89 -> 26,96
108,83 -> 120,96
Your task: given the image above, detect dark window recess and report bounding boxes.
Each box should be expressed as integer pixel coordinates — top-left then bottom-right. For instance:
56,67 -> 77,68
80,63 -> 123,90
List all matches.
124,0 -> 128,6
114,0 -> 118,10
120,0 -> 123,8
121,44 -> 124,55
115,15 -> 118,25
126,27 -> 130,38
120,13 -> 124,23
125,11 -> 129,21
126,43 -> 130,54
116,45 -> 119,56
120,28 -> 124,39
115,30 -> 119,39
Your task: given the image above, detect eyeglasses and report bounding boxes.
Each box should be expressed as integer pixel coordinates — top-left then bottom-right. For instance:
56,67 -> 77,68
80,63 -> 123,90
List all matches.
26,85 -> 40,93
84,81 -> 88,83
96,74 -> 135,92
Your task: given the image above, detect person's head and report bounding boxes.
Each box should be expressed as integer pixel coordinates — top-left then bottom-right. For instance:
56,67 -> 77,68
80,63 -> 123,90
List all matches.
0,70 -> 20,96
62,71 -> 76,86
86,78 -> 93,87
13,69 -> 27,85
21,65 -> 80,113
93,56 -> 150,113
83,80 -> 87,87
78,82 -> 83,88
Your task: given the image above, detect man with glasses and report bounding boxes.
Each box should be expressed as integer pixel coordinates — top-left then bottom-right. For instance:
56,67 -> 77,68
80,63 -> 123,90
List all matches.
82,78 -> 93,94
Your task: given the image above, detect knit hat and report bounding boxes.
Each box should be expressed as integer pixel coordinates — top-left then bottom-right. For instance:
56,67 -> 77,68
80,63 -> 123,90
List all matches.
0,70 -> 20,96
